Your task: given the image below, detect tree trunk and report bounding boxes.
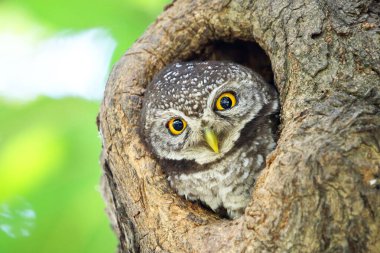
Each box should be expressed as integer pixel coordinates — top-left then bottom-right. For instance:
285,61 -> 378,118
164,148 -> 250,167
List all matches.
98,0 -> 380,252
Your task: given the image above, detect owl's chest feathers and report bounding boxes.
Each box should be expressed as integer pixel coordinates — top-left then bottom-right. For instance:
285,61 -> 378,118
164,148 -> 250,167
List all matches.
167,125 -> 276,218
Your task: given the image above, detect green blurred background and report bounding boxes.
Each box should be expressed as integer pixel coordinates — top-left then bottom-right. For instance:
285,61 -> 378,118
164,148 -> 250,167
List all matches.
0,0 -> 170,252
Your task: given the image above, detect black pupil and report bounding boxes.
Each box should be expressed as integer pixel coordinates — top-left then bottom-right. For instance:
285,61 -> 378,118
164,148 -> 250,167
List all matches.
172,119 -> 184,131
220,96 -> 232,109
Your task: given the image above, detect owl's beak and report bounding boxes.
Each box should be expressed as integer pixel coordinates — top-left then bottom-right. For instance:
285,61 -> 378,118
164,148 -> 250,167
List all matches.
204,128 -> 219,153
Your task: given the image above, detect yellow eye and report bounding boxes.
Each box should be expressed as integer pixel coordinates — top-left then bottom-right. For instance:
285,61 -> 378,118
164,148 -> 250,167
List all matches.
215,92 -> 237,111
167,118 -> 187,135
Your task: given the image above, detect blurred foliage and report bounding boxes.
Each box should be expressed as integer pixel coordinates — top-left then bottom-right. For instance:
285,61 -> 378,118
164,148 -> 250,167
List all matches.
4,0 -> 170,63
0,0 -> 170,252
0,97 -> 116,252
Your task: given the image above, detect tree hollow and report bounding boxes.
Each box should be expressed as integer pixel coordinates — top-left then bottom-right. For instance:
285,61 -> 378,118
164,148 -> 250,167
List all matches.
98,0 -> 380,252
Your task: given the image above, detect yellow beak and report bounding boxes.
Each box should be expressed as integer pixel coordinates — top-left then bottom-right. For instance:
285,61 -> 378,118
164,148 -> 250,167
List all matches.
204,128 -> 219,153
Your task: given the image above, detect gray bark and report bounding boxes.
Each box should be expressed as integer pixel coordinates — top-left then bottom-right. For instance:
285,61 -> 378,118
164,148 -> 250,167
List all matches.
98,0 -> 380,252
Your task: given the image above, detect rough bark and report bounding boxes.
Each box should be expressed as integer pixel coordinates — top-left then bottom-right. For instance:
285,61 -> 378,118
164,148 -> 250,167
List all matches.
98,0 -> 380,252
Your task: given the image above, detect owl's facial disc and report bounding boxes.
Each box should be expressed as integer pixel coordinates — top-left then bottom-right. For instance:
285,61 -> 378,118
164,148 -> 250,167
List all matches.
142,61 -> 278,165
145,82 -> 268,164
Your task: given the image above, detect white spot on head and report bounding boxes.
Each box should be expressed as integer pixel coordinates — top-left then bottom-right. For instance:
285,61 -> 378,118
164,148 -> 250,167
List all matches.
272,100 -> 279,111
164,71 -> 172,78
256,155 -> 263,166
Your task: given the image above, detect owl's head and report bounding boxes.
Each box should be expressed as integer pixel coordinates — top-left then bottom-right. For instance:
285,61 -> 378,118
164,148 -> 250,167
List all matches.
141,61 -> 278,165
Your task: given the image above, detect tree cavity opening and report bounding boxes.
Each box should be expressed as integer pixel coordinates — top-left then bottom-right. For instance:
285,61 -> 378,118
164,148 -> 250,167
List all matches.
189,40 -> 274,86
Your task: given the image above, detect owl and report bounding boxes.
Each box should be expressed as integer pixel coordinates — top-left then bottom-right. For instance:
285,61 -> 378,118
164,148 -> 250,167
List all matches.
141,61 -> 279,218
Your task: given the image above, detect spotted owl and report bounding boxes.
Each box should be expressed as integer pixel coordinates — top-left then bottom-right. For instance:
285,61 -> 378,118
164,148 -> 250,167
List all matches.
141,61 -> 279,218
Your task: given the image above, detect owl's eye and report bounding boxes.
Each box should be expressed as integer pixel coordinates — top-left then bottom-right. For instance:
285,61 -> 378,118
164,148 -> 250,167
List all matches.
167,118 -> 187,135
215,92 -> 237,111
